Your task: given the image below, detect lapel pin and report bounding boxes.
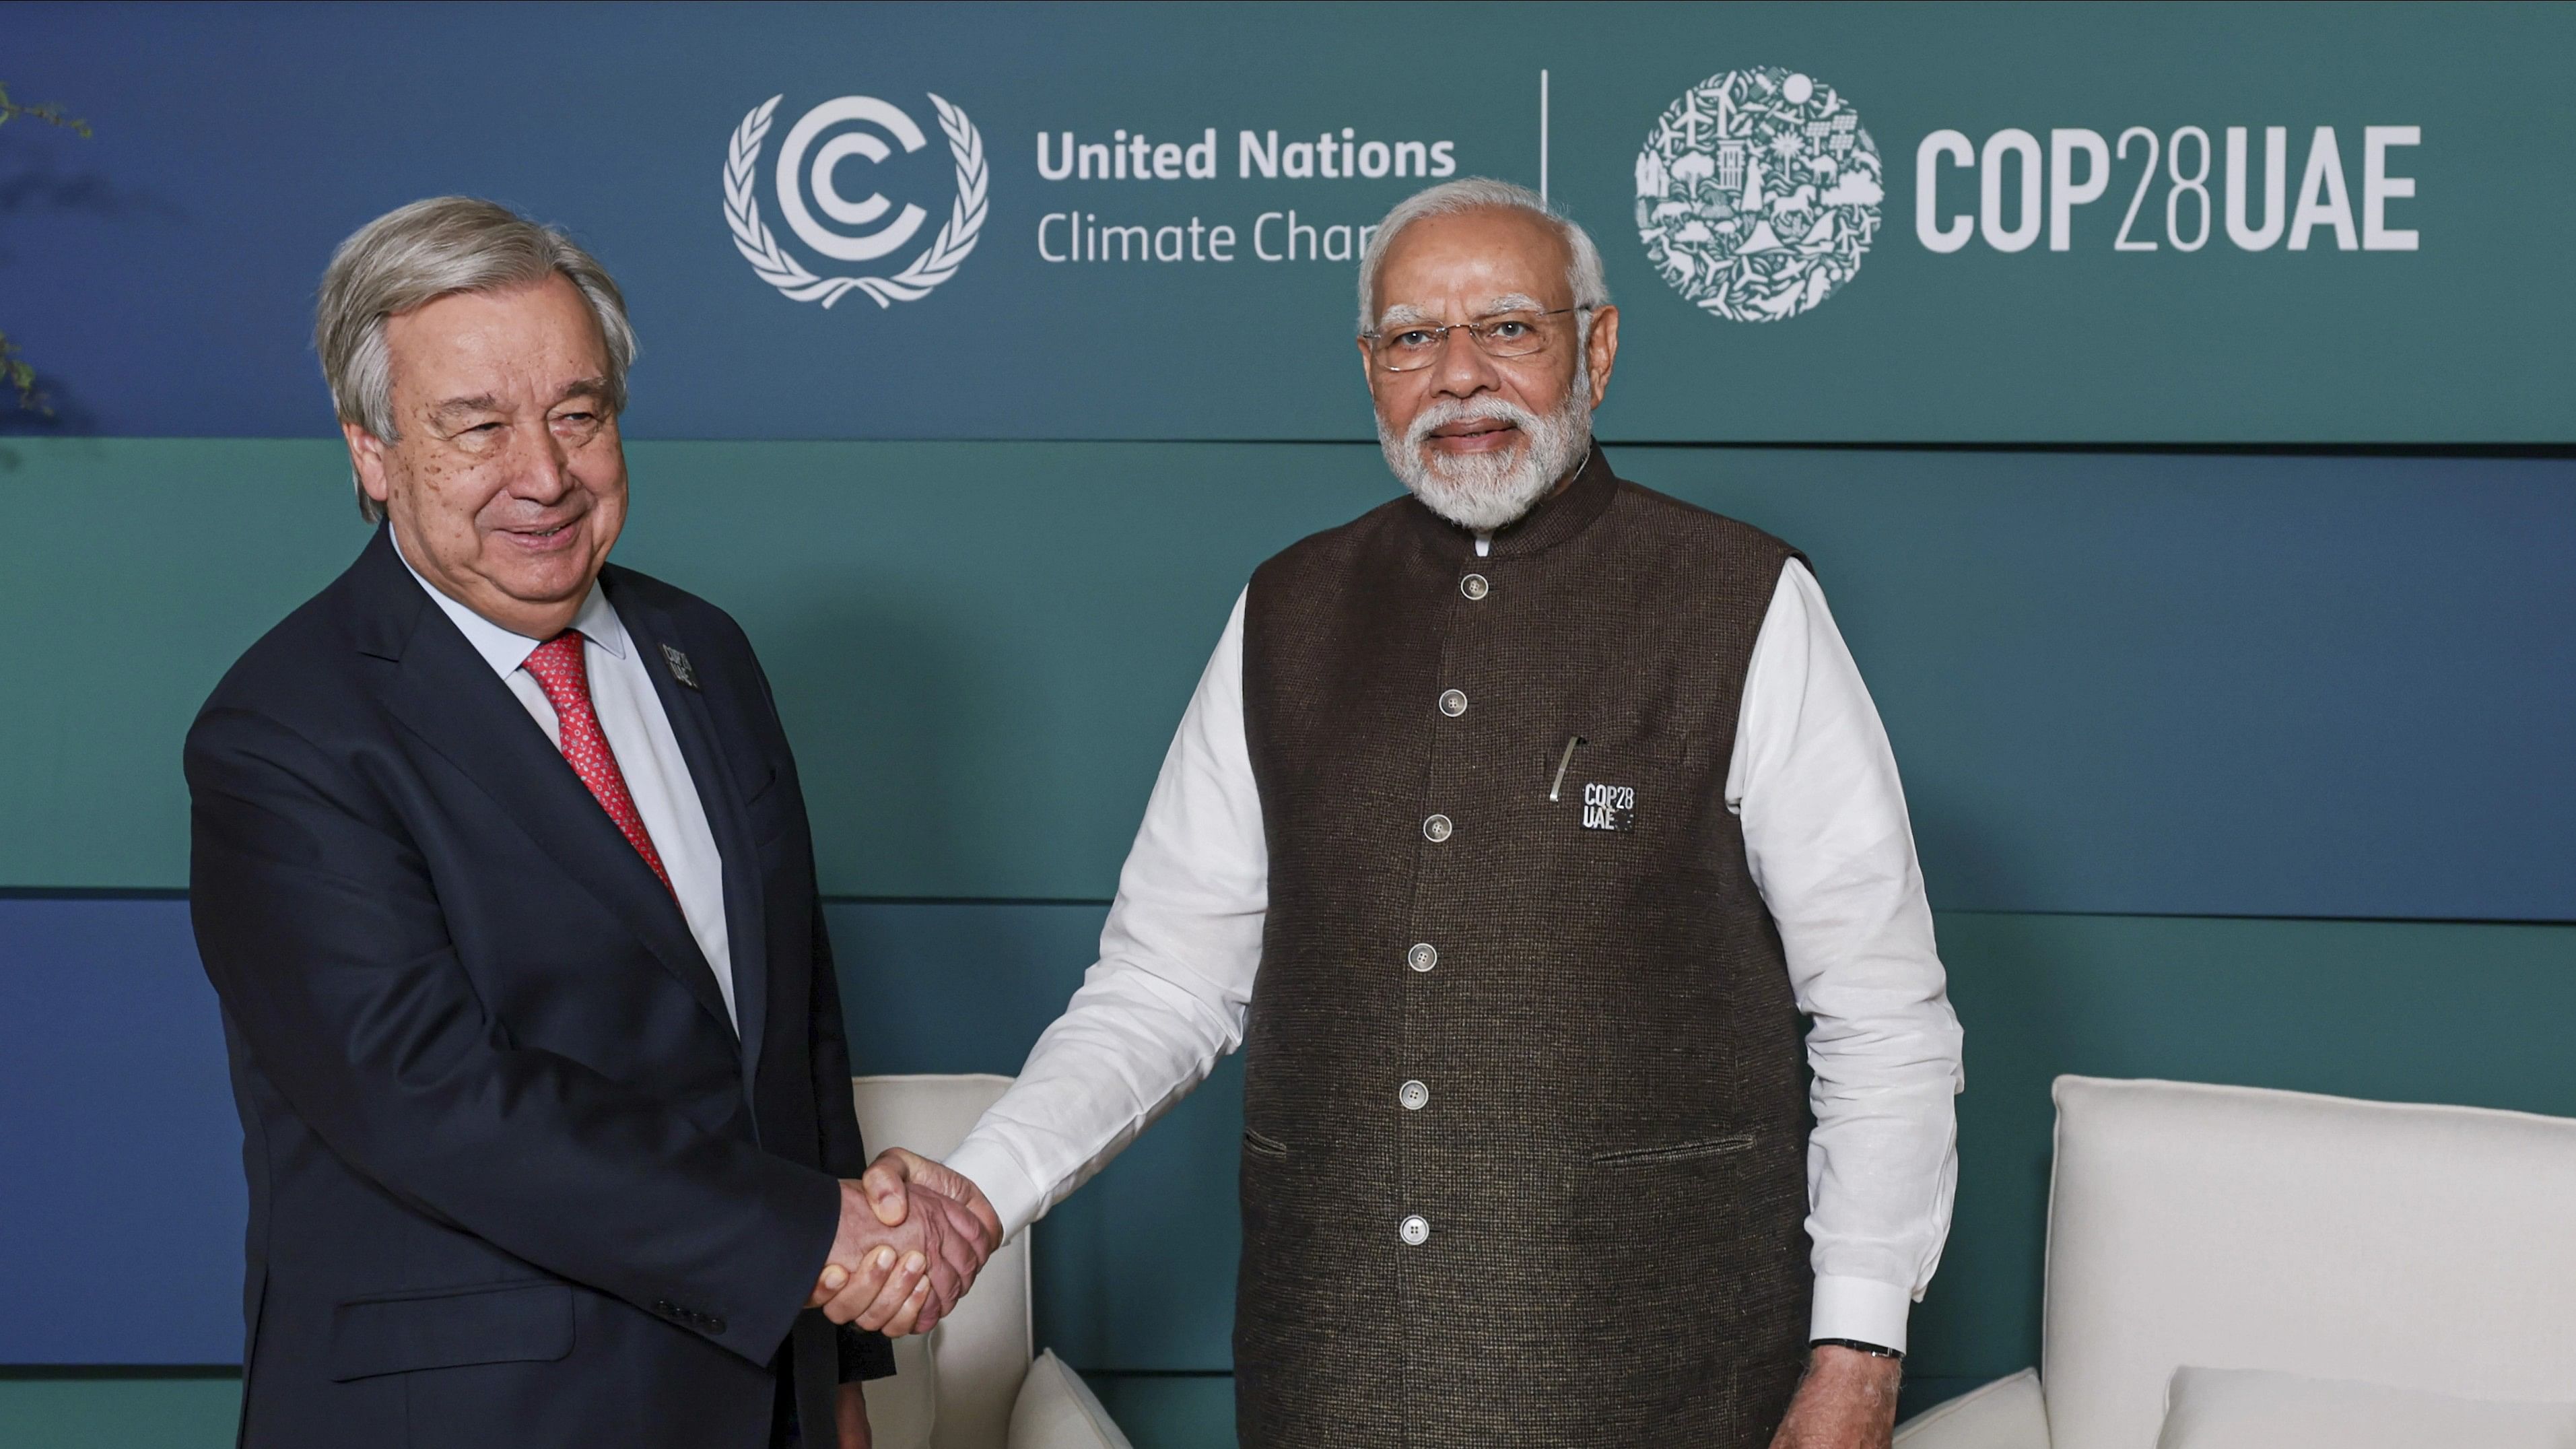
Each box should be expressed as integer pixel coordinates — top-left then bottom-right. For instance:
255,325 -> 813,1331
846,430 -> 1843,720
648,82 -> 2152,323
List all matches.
659,644 -> 700,690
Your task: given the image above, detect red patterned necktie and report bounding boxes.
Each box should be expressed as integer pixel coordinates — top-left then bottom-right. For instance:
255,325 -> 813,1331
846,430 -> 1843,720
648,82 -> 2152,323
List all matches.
522,630 -> 674,895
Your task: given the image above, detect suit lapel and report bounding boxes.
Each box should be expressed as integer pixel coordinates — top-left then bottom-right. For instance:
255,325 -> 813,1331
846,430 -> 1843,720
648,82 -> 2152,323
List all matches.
352,533 -> 736,1034
607,572 -> 774,1102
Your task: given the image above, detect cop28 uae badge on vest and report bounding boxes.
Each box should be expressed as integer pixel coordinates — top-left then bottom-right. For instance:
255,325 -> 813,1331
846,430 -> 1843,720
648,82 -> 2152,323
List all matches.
1636,67 -> 1883,323
1582,782 -> 1637,832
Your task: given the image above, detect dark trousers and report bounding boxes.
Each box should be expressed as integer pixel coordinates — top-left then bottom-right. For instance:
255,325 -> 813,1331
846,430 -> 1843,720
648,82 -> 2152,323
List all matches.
768,1366 -> 801,1448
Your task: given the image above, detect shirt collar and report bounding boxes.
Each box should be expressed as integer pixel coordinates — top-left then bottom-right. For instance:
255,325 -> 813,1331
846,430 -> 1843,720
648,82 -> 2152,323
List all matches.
391,527 -> 629,679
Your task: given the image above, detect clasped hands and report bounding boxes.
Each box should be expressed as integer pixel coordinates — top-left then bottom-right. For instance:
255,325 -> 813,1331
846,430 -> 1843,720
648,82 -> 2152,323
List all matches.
807,1148 -> 1003,1336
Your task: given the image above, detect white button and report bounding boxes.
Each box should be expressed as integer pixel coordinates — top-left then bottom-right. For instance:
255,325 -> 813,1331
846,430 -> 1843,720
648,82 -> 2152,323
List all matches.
1423,813 -> 1453,842
1460,574 -> 1489,600
1399,1080 -> 1429,1111
1438,689 -> 1468,717
1399,1214 -> 1431,1246
1406,942 -> 1438,972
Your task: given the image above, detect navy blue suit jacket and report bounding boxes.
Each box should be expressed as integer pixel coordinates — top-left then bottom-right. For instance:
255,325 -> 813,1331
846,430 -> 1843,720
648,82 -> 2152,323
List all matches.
187,528 -> 890,1448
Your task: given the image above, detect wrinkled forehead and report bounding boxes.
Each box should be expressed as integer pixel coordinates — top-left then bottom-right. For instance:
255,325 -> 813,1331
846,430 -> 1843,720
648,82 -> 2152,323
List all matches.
1371,208 -> 1574,321
384,277 -> 609,398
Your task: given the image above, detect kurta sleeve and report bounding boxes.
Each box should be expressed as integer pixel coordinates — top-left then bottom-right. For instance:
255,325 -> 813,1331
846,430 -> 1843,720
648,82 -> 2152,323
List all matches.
1726,559 -> 1965,1352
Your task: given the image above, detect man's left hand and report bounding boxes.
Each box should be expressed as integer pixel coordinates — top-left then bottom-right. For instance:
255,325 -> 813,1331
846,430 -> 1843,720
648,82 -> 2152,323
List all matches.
1769,1345 -> 1901,1449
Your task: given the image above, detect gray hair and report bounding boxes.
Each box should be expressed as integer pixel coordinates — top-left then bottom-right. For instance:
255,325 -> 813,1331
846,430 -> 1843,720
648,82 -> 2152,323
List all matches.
1356,178 -> 1611,333
316,196 -> 637,522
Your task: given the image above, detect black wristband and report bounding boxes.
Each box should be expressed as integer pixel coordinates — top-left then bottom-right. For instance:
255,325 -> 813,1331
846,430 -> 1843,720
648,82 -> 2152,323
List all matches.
1812,1337 -> 1905,1361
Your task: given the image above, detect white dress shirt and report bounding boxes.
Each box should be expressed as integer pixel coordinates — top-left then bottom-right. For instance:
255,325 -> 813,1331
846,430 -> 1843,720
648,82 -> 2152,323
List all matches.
395,539 -> 739,1028
946,558 -> 1964,1351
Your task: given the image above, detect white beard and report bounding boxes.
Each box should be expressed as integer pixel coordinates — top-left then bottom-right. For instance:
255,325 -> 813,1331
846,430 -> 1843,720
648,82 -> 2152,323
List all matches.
1377,367 -> 1596,533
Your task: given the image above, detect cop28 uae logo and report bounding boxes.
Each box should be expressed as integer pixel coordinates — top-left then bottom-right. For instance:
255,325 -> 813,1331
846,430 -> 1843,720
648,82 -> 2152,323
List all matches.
1635,69 -> 1884,323
723,93 -> 988,309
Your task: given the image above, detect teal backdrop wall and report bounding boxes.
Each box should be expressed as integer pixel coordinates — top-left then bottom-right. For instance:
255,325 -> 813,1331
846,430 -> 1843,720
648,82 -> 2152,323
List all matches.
5,4 -> 2575,1447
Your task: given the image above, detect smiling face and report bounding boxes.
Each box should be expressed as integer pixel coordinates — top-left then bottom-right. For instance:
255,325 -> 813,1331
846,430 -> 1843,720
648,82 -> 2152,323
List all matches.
348,273 -> 626,638
1358,206 -> 1619,530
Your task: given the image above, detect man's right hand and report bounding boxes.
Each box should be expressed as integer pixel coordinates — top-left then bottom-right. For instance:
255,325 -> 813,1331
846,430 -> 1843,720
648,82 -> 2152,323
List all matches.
860,1149 -> 1005,1250
808,1178 -> 991,1335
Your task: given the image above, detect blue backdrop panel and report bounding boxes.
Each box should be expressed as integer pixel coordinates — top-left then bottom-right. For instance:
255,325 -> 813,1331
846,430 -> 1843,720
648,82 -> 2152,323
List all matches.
0,897 -> 245,1364
1,2 -> 2569,442
7,439 -> 2576,920
1651,448 -> 2576,922
15,891 -> 2576,1385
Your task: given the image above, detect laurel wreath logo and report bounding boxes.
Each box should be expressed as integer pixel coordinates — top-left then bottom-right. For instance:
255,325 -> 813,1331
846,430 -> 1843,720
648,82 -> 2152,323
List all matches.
724,93 -> 987,309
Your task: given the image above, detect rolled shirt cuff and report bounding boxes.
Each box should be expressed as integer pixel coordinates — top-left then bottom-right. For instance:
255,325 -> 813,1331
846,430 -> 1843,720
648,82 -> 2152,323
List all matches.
942,1134 -> 1048,1244
1808,1273 -> 1914,1355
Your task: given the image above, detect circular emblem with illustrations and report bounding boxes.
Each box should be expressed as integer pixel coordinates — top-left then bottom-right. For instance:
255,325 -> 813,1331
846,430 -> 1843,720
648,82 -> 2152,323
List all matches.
1635,69 -> 1883,323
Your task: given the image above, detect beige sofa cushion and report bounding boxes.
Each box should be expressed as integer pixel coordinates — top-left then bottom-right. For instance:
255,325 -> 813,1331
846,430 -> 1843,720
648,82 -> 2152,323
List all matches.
2043,1077 -> 2576,1449
2157,1366 -> 2576,1449
1892,1368 -> 2050,1448
1009,1351 -> 1134,1449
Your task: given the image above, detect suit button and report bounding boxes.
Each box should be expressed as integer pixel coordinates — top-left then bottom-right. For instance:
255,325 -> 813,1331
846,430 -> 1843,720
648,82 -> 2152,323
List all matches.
1423,813 -> 1452,842
1437,689 -> 1468,717
708,1317 -> 728,1334
654,1300 -> 675,1314
1399,1080 -> 1429,1111
1406,943 -> 1438,973
1460,573 -> 1489,601
1400,1214 -> 1431,1246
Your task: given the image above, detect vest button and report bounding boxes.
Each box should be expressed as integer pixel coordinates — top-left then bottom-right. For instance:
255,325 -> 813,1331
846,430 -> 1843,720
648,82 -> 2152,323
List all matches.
1398,1079 -> 1429,1111
1406,942 -> 1438,972
1399,1214 -> 1431,1246
1437,689 -> 1468,717
1459,573 -> 1490,600
1422,813 -> 1453,842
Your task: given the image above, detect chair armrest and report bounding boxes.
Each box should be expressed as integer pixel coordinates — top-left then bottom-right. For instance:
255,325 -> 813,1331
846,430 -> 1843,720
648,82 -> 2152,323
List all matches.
1892,1370 -> 2050,1449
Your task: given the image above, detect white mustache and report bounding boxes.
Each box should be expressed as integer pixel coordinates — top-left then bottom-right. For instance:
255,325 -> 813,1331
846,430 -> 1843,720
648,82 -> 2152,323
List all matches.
1404,396 -> 1544,460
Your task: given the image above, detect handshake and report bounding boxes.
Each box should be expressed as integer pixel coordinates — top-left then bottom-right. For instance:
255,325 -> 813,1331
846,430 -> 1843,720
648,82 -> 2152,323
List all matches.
808,1149 -> 1003,1337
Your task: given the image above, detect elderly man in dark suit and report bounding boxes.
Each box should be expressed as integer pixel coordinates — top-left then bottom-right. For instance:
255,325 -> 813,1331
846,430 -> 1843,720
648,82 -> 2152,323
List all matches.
187,197 -> 997,1449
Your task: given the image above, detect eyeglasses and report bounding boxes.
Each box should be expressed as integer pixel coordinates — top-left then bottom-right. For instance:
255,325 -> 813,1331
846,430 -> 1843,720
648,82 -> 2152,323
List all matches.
1363,308 -> 1583,372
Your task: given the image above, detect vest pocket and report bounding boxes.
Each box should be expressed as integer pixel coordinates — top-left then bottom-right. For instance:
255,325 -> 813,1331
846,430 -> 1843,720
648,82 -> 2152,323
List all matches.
1538,728 -> 1702,870
1242,1126 -> 1290,1160
1591,1133 -> 1757,1168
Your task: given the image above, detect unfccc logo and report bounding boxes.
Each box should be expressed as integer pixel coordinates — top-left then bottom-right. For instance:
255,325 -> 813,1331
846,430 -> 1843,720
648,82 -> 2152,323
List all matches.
723,93 -> 988,309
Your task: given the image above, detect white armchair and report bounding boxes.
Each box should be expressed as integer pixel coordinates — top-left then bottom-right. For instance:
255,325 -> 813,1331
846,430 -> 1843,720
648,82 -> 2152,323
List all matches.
1895,1075 -> 2576,1448
850,1073 -> 1134,1449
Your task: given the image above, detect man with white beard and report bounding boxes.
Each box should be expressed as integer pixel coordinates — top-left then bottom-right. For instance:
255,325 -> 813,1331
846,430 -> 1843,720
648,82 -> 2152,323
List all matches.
860,178 -> 1962,1448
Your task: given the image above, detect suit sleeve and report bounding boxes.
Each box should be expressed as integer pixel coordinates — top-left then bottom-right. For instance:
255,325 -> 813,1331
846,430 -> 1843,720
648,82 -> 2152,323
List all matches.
186,702 -> 841,1366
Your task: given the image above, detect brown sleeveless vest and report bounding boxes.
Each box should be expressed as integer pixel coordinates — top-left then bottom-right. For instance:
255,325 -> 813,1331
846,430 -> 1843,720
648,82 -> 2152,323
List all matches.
1233,447 -> 1813,1448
